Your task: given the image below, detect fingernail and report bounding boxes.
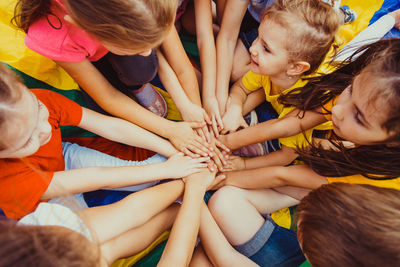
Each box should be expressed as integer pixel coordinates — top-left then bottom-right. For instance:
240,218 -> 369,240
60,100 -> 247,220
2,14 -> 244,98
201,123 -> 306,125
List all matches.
209,153 -> 214,157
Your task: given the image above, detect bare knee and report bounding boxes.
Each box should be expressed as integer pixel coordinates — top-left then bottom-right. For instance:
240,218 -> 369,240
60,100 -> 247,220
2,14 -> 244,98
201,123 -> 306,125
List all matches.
208,186 -> 243,218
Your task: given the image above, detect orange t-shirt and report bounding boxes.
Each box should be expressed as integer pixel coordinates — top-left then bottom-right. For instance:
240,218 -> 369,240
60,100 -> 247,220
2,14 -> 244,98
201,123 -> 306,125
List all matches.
0,89 -> 83,219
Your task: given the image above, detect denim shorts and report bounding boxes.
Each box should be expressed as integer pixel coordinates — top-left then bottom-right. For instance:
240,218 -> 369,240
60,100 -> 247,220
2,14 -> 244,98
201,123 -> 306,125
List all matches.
234,218 -> 305,267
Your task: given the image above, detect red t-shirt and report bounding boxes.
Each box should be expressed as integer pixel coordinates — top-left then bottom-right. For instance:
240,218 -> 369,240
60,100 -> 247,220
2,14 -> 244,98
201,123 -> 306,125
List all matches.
0,89 -> 83,219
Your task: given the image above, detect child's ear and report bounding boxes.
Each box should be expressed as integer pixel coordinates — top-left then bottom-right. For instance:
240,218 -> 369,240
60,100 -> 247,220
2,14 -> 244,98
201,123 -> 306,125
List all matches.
287,61 -> 311,76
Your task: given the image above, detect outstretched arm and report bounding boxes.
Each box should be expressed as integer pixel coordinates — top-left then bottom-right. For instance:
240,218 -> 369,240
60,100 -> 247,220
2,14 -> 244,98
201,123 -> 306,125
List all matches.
219,165 -> 328,190
57,59 -> 209,157
221,108 -> 327,150
158,169 -> 216,267
215,0 -> 249,113
78,180 -> 184,244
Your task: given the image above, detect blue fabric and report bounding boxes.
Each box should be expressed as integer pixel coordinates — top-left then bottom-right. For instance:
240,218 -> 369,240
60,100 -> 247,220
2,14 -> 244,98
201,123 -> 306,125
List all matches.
240,28 -> 259,51
255,101 -> 281,152
369,0 -> 400,38
235,218 -> 305,267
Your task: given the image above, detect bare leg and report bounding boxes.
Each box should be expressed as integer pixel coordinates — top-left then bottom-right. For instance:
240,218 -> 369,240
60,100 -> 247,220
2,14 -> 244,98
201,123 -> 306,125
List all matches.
231,39 -> 251,82
190,244 -> 214,267
101,204 -> 179,264
208,186 -> 298,245
273,186 -> 311,201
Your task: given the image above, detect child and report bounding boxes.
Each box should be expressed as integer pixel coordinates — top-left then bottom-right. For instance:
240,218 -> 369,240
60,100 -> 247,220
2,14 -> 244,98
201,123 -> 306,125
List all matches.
189,183 -> 400,266
214,0 -> 356,117
0,169 -> 220,266
206,38 -> 400,266
13,0 -> 212,157
0,64 -> 208,219
219,0 -> 340,164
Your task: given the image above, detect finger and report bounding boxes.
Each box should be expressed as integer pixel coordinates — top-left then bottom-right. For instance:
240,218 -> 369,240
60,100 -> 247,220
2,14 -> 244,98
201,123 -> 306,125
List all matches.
215,112 -> 224,131
188,121 -> 207,129
214,139 -> 230,153
182,147 -> 197,158
187,144 -> 208,157
195,163 -> 208,168
201,125 -> 211,144
211,116 -> 220,138
211,150 -> 224,171
203,111 -> 212,125
193,135 -> 212,153
196,128 -> 206,142
194,156 -> 210,163
214,146 -> 227,166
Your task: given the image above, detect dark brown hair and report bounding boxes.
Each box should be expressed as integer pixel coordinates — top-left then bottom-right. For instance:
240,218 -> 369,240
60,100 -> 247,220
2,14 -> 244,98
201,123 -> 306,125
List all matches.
285,39 -> 400,179
0,220 -> 100,266
262,0 -> 341,75
13,0 -> 177,49
297,183 -> 400,267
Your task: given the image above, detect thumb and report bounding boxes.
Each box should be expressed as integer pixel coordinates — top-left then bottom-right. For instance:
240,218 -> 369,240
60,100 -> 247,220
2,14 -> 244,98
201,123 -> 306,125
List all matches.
188,121 -> 206,129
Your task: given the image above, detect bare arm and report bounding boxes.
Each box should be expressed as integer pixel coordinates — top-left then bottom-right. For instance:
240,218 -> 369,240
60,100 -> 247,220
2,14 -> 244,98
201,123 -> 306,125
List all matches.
198,202 -> 259,267
195,0 -> 224,135
78,180 -> 184,243
215,0 -> 249,113
222,108 -> 327,150
244,145 -> 298,169
79,107 -> 177,157
222,165 -> 328,190
42,153 -> 208,199
56,59 -> 209,156
158,169 -> 216,267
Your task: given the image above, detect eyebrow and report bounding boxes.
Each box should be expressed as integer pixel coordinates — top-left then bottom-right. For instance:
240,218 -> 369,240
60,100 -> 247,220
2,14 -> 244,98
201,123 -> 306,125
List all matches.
349,77 -> 371,128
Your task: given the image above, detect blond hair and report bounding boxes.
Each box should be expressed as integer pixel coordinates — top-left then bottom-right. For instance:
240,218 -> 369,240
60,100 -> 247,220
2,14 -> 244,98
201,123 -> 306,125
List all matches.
262,0 -> 341,74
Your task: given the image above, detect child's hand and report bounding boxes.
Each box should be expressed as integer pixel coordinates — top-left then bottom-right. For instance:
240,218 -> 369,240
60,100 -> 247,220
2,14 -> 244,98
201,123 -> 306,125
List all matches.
165,153 -> 209,178
389,9 -> 400,29
180,103 -> 212,143
207,172 -> 228,191
221,108 -> 248,134
223,155 -> 246,171
168,121 -> 211,157
203,96 -> 224,137
208,135 -> 231,171
185,168 -> 217,190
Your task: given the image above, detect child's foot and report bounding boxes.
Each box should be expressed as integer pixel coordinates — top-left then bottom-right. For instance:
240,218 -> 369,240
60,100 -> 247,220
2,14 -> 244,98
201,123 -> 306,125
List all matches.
132,84 -> 167,117
339,5 -> 357,24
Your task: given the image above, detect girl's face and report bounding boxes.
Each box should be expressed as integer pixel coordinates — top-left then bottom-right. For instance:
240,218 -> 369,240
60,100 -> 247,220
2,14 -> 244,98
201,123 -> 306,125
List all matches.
331,72 -> 390,145
249,19 -> 291,77
0,86 -> 52,158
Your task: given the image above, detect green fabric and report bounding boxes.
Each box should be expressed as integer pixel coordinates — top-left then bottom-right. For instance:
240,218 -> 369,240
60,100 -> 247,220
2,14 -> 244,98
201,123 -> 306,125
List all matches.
133,240 -> 167,267
6,63 -> 96,137
300,260 -> 312,267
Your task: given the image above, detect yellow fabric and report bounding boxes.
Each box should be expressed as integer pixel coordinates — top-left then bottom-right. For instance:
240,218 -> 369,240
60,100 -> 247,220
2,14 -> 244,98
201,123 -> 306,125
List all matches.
241,71 -> 332,148
327,175 -> 400,190
112,231 -> 170,267
271,207 -> 292,229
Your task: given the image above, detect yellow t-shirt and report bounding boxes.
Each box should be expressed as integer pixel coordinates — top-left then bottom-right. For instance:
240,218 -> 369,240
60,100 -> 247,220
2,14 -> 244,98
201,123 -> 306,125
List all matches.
241,71 -> 332,148
326,175 -> 400,190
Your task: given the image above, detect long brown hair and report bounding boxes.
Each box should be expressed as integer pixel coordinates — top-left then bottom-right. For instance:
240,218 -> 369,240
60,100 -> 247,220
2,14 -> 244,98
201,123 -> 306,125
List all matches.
262,0 -> 341,75
13,0 -> 177,49
289,39 -> 400,179
297,183 -> 400,267
0,220 -> 100,266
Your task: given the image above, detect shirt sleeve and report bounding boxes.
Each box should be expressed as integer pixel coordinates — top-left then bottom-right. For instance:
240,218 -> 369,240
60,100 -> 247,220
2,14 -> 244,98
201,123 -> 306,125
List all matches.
241,71 -> 266,91
32,89 -> 83,126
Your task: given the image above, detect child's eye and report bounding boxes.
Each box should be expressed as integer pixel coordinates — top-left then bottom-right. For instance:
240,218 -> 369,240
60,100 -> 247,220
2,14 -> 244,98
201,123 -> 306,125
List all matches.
263,46 -> 270,53
354,110 -> 363,125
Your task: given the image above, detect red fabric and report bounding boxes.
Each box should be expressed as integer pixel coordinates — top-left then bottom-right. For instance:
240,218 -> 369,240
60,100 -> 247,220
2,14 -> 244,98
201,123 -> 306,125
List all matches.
0,89 -> 82,219
62,137 -> 156,161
